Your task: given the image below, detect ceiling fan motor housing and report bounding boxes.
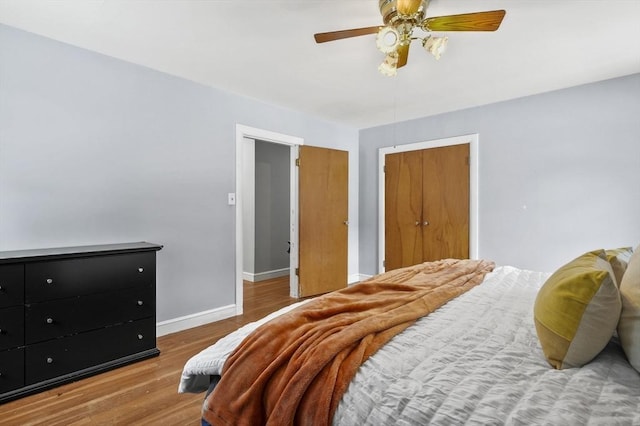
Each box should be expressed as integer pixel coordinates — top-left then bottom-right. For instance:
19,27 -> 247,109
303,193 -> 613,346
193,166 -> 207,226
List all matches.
379,0 -> 428,25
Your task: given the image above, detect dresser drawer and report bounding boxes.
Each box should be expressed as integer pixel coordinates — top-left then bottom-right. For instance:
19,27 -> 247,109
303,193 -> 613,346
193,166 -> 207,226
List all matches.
0,264 -> 24,308
25,317 -> 156,385
25,285 -> 154,344
25,252 -> 155,303
0,306 -> 24,351
0,347 -> 25,394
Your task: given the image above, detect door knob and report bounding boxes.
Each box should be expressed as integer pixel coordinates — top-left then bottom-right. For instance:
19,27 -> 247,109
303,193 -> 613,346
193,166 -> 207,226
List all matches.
423,221 -> 429,226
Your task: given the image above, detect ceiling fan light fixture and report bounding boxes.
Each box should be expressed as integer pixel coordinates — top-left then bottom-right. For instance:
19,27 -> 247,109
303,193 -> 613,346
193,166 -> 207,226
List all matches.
376,26 -> 401,54
315,4 -> 505,74
378,52 -> 399,76
423,35 -> 448,60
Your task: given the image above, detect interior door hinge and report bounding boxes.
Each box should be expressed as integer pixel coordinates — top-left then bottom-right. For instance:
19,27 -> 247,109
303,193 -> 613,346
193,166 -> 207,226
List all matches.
296,158 -> 300,167
383,260 -> 386,268
383,165 -> 386,173
466,156 -> 470,165
295,267 -> 299,276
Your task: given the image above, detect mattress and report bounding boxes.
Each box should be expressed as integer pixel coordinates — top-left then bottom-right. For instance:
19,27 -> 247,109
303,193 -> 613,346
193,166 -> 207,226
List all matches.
180,266 -> 640,424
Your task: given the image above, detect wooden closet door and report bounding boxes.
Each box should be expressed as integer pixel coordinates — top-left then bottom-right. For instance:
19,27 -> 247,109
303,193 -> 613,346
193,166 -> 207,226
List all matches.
384,143 -> 470,271
422,144 -> 470,261
384,150 -> 423,271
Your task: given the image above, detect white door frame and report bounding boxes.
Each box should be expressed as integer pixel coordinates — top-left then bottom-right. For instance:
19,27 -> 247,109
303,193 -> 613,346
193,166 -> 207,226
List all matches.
235,124 -> 304,314
377,133 -> 479,274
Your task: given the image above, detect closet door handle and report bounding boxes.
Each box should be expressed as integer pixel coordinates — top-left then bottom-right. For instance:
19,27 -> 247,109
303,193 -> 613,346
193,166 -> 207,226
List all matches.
423,221 -> 429,226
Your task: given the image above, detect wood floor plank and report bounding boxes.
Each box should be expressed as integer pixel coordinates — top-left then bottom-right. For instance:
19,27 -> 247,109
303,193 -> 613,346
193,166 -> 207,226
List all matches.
0,277 -> 296,425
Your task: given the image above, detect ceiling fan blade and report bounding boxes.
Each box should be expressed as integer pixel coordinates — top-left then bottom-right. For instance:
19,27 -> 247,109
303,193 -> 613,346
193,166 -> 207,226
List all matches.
396,44 -> 410,68
314,26 -> 381,43
423,10 -> 506,32
397,0 -> 423,16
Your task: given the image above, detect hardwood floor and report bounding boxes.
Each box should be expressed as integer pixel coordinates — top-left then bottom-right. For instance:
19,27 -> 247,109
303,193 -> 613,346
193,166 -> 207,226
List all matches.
0,276 -> 296,425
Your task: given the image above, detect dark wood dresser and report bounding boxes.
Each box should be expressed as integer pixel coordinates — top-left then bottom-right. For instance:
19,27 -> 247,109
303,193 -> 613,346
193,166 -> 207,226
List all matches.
0,242 -> 162,403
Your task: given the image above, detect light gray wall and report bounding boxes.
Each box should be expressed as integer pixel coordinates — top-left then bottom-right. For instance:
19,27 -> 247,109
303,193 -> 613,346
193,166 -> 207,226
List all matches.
0,24 -> 359,322
254,140 -> 290,273
360,73 -> 640,274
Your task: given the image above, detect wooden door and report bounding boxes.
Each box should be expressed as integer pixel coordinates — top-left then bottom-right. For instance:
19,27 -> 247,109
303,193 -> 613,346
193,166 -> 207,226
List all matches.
298,146 -> 348,297
384,143 -> 469,270
422,144 -> 469,261
385,151 -> 423,271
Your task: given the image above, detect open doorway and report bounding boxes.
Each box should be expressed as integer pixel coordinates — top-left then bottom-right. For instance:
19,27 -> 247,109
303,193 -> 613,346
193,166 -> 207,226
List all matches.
235,125 -> 303,315
242,140 -> 291,282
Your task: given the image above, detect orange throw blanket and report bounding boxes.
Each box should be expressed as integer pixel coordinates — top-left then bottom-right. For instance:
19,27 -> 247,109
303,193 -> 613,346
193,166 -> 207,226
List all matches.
203,259 -> 495,426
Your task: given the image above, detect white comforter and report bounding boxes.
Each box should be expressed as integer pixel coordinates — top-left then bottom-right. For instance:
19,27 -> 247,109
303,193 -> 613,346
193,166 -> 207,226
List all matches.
180,266 -> 640,425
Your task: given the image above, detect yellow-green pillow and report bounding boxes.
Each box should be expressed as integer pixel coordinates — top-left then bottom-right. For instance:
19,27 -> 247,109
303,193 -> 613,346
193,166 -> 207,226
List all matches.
618,245 -> 640,372
534,250 -> 621,369
606,247 -> 634,286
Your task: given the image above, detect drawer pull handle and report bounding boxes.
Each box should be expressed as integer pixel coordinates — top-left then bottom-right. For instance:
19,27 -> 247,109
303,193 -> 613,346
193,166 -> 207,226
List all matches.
138,267 -> 144,273
46,357 -> 54,364
137,300 -> 144,306
46,318 -> 54,324
46,278 -> 53,284
137,334 -> 144,340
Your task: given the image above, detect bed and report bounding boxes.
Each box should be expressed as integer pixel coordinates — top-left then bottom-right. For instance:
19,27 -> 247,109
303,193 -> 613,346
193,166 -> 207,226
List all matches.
180,248 -> 640,425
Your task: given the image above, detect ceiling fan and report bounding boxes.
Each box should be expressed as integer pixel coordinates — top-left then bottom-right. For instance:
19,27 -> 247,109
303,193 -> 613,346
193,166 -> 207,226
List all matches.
314,0 -> 506,76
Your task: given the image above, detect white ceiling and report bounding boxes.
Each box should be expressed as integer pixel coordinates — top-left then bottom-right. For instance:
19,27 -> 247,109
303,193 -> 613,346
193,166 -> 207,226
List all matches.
1,0 -> 639,129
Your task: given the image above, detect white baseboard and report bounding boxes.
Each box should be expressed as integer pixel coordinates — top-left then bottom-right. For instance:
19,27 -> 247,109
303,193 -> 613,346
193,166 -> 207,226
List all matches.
243,268 -> 289,282
351,273 -> 372,283
156,304 -> 237,337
